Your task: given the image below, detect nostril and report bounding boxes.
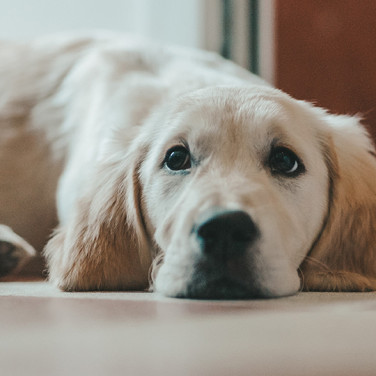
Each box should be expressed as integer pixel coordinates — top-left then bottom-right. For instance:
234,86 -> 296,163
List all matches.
195,210 -> 259,255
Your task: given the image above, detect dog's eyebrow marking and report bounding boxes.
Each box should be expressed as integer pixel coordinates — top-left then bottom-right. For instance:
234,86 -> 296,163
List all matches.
265,122 -> 294,147
179,137 -> 190,151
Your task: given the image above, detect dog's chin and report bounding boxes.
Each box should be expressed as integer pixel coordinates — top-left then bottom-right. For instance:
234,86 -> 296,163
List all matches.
182,276 -> 259,300
154,264 -> 260,300
156,263 -> 301,300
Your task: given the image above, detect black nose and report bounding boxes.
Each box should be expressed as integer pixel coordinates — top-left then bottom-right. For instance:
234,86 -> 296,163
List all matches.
194,210 -> 259,257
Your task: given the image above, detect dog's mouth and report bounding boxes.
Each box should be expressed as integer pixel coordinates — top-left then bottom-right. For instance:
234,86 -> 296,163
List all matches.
180,258 -> 259,299
183,275 -> 257,300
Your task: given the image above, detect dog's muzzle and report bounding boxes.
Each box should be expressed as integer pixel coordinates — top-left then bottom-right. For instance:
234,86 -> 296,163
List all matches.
185,209 -> 260,299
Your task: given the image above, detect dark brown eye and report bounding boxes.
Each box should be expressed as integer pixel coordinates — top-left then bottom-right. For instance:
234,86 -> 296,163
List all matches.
269,147 -> 305,177
164,146 -> 191,171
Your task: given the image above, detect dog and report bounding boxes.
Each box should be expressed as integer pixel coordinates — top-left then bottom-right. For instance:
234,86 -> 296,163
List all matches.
0,32 -> 375,299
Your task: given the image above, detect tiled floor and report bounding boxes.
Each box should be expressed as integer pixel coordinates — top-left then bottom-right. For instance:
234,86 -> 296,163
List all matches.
1,281 -> 376,376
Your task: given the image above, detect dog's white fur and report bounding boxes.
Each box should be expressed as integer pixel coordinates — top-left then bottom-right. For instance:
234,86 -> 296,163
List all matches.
1,32 -> 375,298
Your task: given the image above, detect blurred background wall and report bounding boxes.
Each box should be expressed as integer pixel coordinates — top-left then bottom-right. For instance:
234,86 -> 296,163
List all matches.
275,0 -> 376,140
0,0 -> 374,138
0,0 -> 273,80
0,0 -> 205,47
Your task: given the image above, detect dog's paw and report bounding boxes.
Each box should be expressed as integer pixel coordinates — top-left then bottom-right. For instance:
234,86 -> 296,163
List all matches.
302,269 -> 376,292
0,225 -> 36,277
0,241 -> 19,276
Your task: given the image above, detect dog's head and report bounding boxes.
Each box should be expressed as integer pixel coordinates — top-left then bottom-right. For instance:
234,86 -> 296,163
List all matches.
46,86 -> 376,298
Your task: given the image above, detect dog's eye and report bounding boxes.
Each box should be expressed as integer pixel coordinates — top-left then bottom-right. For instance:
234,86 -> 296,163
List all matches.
269,147 -> 304,177
164,146 -> 191,171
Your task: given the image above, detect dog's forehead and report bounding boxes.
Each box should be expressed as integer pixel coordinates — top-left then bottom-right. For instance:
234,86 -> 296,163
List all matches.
177,86 -> 287,121
145,86 -> 322,169
165,87 -> 301,147
175,87 -> 295,131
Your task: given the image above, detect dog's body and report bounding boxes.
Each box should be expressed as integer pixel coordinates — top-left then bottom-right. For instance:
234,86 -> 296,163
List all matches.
1,32 -> 376,298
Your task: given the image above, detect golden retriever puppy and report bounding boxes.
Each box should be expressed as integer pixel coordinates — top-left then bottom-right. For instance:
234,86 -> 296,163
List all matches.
0,33 -> 375,298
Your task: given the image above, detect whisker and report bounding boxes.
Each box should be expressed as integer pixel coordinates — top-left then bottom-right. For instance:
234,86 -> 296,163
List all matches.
148,251 -> 164,291
303,255 -> 331,272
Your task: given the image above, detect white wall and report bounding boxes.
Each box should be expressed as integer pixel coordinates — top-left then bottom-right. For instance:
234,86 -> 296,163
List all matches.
0,0 -> 275,81
0,0 -> 206,49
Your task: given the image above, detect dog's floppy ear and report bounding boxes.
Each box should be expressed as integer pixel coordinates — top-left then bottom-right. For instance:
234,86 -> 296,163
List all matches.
301,112 -> 376,291
44,144 -> 152,291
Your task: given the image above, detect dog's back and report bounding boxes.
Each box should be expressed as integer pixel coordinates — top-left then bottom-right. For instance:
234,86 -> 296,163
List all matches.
0,35 -> 99,251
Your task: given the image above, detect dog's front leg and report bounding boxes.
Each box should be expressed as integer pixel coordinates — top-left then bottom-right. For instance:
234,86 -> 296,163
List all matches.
0,225 -> 36,278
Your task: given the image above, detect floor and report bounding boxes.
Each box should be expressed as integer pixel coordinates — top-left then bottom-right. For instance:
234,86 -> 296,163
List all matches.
1,281 -> 376,376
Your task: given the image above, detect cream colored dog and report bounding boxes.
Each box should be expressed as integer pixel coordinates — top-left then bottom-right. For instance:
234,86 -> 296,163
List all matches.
1,32 -> 375,298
